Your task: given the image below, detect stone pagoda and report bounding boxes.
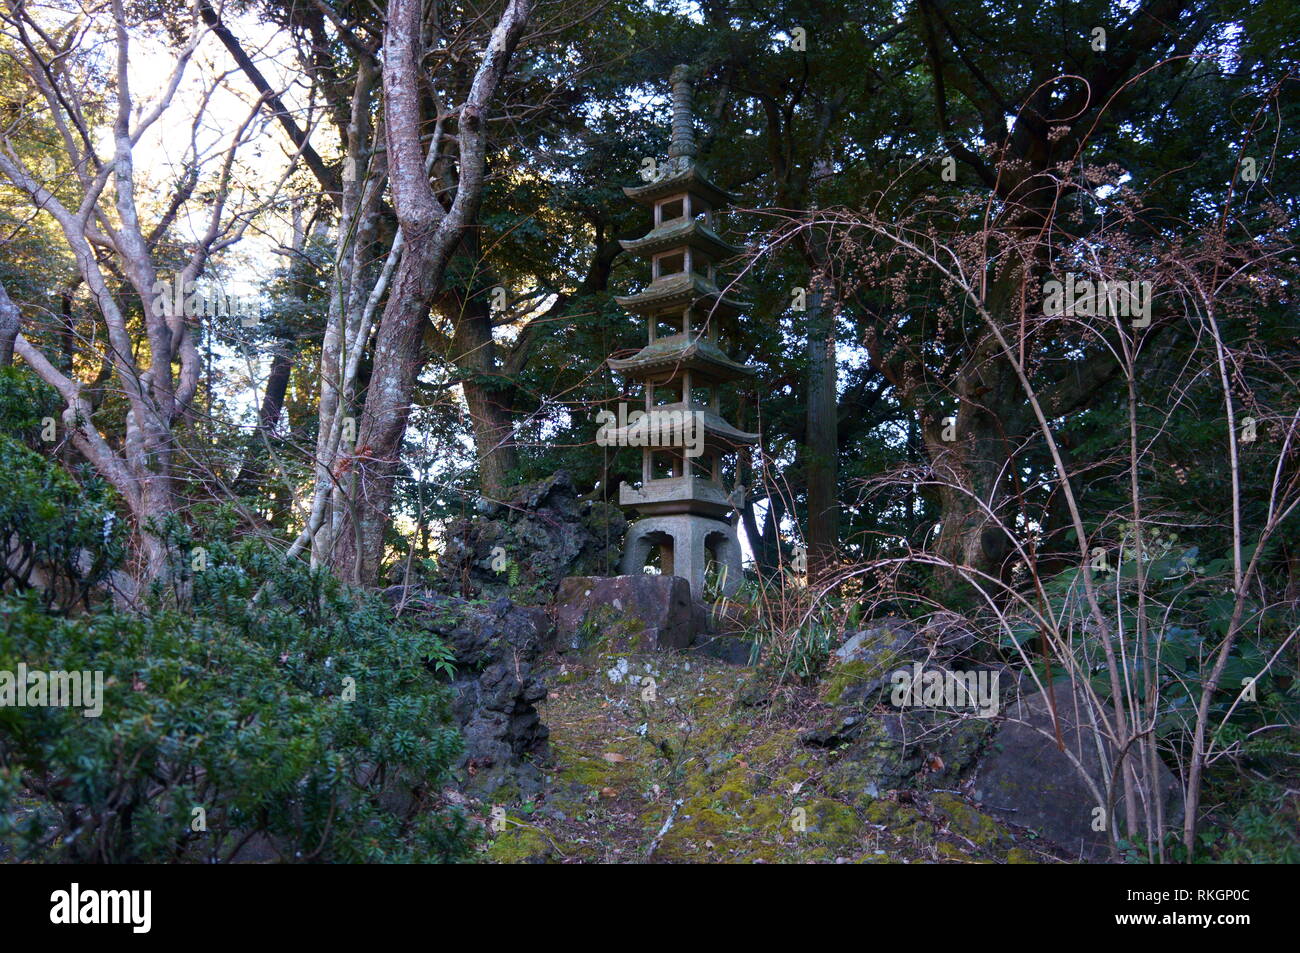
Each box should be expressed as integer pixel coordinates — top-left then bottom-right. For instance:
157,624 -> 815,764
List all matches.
608,66 -> 758,599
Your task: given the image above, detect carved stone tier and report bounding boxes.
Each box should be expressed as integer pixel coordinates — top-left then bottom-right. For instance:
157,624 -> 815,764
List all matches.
607,333 -> 754,384
619,475 -> 744,519
602,406 -> 757,453
614,272 -> 749,320
623,165 -> 737,210
619,218 -> 742,261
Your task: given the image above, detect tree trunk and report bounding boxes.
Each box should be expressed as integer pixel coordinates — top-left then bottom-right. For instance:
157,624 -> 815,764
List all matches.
233,345 -> 295,493
916,338 -> 1021,601
328,0 -> 532,584
450,293 -> 519,498
331,262 -> 433,584
0,280 -> 19,367
804,290 -> 839,578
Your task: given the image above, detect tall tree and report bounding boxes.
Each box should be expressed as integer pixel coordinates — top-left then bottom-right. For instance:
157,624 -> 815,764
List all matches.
328,0 -> 533,583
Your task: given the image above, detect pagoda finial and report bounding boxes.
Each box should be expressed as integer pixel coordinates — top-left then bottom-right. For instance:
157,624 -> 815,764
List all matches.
668,65 -> 696,160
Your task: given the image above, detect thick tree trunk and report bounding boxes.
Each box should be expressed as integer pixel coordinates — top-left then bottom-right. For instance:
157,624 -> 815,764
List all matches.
331,262 -> 434,584
450,293 -> 519,498
804,290 -> 839,578
916,330 -> 1022,600
922,413 -> 1015,600
328,0 -> 532,584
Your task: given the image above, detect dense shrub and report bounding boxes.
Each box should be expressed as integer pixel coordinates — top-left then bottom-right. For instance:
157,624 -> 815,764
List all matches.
0,509 -> 472,862
0,367 -> 123,608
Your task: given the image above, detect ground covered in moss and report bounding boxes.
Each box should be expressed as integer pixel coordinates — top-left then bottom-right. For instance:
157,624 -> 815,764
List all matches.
479,648 -> 1063,864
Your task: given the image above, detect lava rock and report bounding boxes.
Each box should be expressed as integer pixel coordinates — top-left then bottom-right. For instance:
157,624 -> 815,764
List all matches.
434,471 -> 625,599
402,593 -> 555,799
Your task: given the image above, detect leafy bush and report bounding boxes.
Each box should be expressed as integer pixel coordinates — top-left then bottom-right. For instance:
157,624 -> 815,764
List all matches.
0,541 -> 472,863
0,367 -> 124,608
0,365 -> 60,439
0,434 -> 124,608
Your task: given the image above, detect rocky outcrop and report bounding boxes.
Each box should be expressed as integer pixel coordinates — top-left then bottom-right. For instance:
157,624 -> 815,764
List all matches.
803,706 -> 995,793
434,471 -> 625,600
971,680 -> 1183,861
553,574 -> 696,653
393,591 -> 554,799
800,615 -> 1004,793
825,620 -> 926,708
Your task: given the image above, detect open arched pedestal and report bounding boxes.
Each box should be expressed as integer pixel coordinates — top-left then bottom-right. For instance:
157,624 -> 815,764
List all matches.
620,514 -> 742,599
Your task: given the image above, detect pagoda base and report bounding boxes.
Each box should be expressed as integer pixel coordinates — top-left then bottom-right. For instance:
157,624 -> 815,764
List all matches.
620,514 -> 742,600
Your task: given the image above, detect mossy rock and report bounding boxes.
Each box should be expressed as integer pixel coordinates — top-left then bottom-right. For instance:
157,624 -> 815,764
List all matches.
801,798 -> 860,843
929,792 -> 1013,849
552,742 -> 633,788
864,799 -> 936,844
821,649 -> 905,707
822,758 -> 884,810
714,767 -> 755,807
488,824 -> 556,863
935,840 -> 978,862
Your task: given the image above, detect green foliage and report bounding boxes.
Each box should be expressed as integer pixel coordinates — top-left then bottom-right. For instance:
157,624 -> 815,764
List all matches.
729,576 -> 839,681
1123,781 -> 1300,865
1028,532 -> 1298,749
0,366 -> 60,440
0,538 -> 471,863
0,428 -> 124,609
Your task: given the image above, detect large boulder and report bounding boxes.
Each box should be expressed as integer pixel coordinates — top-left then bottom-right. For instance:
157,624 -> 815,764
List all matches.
916,610 -> 979,660
435,471 -> 625,600
394,591 -> 554,799
553,574 -> 696,653
825,614 -> 984,708
971,680 -> 1182,861
826,620 -> 925,708
803,708 -> 994,794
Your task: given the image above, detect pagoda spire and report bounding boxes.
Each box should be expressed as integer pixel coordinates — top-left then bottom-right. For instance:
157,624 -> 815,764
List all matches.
668,65 -> 696,160
604,67 -> 760,601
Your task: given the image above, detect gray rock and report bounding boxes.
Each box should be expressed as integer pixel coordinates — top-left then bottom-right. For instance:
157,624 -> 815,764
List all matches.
835,620 -> 922,666
433,471 -> 625,599
553,574 -> 697,652
827,621 -> 925,708
971,680 -> 1182,861
403,593 -> 555,799
809,708 -> 994,793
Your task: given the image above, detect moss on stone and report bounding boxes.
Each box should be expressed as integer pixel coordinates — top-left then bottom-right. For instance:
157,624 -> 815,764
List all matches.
804,798 -> 860,843
822,660 -> 870,705
487,824 -> 555,863
865,799 -> 934,843
517,635 -> 1037,864
935,840 -> 975,862
930,792 -> 1010,849
714,768 -> 754,807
